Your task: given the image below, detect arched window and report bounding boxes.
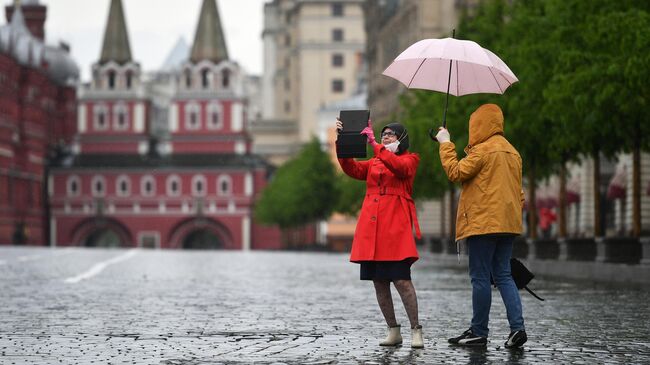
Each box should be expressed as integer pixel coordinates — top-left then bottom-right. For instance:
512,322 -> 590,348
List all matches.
201,68 -> 211,89
141,176 -> 156,197
207,102 -> 222,130
126,71 -> 133,89
217,175 -> 232,196
93,104 -> 108,131
166,175 -> 181,197
116,175 -> 131,197
185,102 -> 201,130
67,175 -> 81,197
184,69 -> 192,88
107,70 -> 116,89
91,176 -> 106,197
221,69 -> 231,88
192,175 -> 207,197
113,103 -> 129,131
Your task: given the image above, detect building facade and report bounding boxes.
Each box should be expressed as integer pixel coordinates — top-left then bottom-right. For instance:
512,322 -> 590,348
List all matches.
364,0 -> 474,124
48,0 -> 281,249
536,154 -> 650,239
0,0 -> 78,244
253,0 -> 366,165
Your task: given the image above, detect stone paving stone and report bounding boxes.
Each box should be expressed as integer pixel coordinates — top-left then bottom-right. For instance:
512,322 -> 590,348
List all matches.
1,248 -> 650,364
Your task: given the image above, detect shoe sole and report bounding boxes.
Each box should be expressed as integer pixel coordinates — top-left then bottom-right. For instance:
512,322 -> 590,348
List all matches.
504,341 -> 526,349
450,342 -> 487,347
380,342 -> 402,346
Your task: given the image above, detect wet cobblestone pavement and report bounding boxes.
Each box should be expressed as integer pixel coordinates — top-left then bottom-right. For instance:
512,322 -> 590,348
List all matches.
1,246 -> 649,364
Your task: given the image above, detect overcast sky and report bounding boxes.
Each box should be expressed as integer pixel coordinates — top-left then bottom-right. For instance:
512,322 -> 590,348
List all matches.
22,0 -> 268,81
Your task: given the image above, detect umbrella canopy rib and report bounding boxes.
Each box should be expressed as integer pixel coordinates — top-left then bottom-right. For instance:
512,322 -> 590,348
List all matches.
455,60 -> 459,96
407,58 -> 428,88
488,66 -> 504,94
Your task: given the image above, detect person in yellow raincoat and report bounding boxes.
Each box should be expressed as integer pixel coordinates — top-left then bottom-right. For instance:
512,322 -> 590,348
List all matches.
434,103 -> 528,348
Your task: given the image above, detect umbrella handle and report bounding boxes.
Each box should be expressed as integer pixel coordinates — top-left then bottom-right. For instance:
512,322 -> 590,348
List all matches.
428,128 -> 438,142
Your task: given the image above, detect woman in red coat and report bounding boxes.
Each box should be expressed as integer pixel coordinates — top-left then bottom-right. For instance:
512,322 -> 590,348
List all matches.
336,118 -> 423,348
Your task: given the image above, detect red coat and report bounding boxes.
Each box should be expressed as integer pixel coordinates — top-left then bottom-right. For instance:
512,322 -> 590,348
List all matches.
339,144 -> 421,263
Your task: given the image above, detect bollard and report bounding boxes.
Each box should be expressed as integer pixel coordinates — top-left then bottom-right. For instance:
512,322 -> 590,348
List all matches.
526,237 -> 536,261
641,237 -> 650,266
595,237 -> 608,263
558,237 -> 569,261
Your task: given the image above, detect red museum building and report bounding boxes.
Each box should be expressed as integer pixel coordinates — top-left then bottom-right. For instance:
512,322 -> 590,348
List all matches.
2,0 -> 282,249
0,0 -> 78,244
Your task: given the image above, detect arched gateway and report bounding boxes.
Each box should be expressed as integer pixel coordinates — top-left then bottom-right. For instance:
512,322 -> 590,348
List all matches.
169,217 -> 233,250
71,217 -> 133,247
182,229 -> 223,249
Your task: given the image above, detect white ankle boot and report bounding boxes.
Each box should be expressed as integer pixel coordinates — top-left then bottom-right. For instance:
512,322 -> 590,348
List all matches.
411,325 -> 424,348
379,325 -> 402,346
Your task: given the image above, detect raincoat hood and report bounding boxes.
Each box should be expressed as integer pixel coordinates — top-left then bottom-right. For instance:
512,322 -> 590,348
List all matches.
381,122 -> 409,155
468,104 -> 504,147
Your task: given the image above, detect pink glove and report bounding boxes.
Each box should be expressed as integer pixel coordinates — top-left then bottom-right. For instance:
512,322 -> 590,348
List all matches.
360,126 -> 378,147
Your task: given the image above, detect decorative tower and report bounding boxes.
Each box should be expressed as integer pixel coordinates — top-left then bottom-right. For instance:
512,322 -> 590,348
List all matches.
165,0 -> 249,155
75,0 -> 150,155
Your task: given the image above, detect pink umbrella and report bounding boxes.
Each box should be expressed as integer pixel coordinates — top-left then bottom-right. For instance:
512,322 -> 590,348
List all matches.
382,33 -> 518,127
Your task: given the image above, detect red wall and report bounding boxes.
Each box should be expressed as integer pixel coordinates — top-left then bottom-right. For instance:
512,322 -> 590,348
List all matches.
0,52 -> 76,245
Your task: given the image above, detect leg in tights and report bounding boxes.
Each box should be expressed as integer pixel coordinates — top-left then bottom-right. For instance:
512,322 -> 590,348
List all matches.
373,280 -> 398,327
393,279 -> 420,328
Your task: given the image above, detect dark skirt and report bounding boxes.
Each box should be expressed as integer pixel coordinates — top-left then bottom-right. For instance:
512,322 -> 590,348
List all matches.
359,260 -> 412,281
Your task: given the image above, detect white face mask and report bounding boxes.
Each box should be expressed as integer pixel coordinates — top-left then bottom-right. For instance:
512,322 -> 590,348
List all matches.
385,140 -> 400,153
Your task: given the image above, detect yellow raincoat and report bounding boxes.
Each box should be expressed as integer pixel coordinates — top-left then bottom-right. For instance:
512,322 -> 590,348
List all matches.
439,104 -> 524,241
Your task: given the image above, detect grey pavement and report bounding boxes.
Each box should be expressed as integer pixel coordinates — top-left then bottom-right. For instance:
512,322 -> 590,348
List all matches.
0,246 -> 649,364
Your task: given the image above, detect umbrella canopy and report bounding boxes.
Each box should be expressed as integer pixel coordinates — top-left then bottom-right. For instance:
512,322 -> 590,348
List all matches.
607,166 -> 627,200
382,38 -> 518,96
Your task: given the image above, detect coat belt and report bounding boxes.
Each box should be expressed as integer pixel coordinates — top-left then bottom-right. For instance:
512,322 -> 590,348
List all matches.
366,187 -> 421,239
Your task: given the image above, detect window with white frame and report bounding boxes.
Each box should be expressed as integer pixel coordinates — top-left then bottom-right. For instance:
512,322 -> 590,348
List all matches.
217,175 -> 232,196
141,175 -> 156,197
166,175 -> 181,197
201,68 -> 211,89
207,102 -> 223,130
185,102 -> 201,130
107,70 -> 116,89
116,175 -> 131,197
192,175 -> 207,197
126,71 -> 133,89
221,68 -> 231,88
91,175 -> 106,197
113,103 -> 129,131
66,175 -> 81,197
332,3 -> 344,16
332,28 -> 344,42
184,68 -> 192,88
93,104 -> 108,131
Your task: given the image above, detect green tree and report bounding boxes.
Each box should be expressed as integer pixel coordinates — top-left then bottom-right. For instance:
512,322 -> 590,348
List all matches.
545,1 -> 650,236
333,172 -> 366,216
398,0 -> 512,239
255,138 -> 338,229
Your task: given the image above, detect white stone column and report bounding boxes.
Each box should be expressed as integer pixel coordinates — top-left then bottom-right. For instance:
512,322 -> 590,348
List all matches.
242,216 -> 251,251
579,158 -> 595,236
50,217 -> 57,247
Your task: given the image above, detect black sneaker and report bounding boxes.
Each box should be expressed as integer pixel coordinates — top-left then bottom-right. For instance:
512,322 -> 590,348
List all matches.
448,329 -> 487,346
504,330 -> 527,349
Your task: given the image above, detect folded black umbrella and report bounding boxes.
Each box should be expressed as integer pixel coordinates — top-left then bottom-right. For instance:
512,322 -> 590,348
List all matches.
492,258 -> 545,301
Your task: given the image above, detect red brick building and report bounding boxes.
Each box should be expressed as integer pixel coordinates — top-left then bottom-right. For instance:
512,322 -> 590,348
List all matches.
0,1 -> 78,244
47,0 -> 282,249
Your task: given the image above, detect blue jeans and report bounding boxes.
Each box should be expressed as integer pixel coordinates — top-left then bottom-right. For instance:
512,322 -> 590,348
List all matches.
467,234 -> 525,338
